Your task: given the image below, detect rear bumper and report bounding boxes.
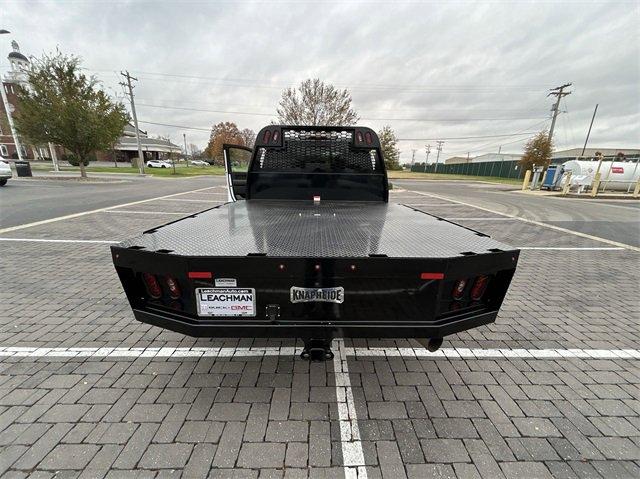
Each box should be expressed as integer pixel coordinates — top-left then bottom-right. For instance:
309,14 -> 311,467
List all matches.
112,246 -> 518,340
132,307 -> 497,339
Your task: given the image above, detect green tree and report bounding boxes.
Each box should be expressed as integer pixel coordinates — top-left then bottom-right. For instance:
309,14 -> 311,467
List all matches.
276,79 -> 358,126
519,130 -> 553,172
378,125 -> 401,170
13,51 -> 128,178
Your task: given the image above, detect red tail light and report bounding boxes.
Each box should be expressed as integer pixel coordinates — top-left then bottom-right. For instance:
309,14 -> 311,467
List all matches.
356,131 -> 364,143
142,273 -> 162,299
364,131 -> 373,144
470,275 -> 490,301
263,130 -> 271,143
165,276 -> 181,299
452,279 -> 467,300
272,130 -> 279,142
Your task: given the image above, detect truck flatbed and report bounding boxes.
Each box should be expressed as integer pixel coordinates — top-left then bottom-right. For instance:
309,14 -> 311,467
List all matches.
119,200 -> 513,258
112,125 -> 519,359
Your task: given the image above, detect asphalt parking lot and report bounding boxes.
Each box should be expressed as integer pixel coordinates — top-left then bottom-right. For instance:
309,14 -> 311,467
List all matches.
1,177 -> 639,478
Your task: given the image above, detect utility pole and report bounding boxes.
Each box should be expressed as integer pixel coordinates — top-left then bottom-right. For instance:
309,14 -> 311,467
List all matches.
434,140 -> 445,173
183,133 -> 189,168
120,71 -> 145,174
0,29 -> 24,161
423,144 -> 431,172
547,82 -> 572,144
581,104 -> 598,156
411,148 -> 416,169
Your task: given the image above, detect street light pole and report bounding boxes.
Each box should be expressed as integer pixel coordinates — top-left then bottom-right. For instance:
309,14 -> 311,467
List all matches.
0,29 -> 24,161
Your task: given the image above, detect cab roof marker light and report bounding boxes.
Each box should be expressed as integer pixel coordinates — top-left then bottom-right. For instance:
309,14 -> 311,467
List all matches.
188,271 -> 212,279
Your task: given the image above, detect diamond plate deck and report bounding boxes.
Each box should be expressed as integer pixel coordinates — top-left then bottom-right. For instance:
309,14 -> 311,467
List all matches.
116,201 -> 515,258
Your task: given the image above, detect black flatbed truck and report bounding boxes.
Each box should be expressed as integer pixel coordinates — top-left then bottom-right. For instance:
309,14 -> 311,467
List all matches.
112,126 -> 519,360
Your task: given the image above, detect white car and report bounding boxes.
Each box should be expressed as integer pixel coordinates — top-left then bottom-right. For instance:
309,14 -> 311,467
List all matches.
146,160 -> 172,168
189,160 -> 209,166
0,156 -> 12,186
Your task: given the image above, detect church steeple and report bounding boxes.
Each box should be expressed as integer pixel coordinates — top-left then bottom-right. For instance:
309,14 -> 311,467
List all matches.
6,40 -> 30,84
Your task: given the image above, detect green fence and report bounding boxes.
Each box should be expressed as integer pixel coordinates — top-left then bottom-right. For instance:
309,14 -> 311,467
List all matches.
409,156 -> 578,179
411,160 -> 525,179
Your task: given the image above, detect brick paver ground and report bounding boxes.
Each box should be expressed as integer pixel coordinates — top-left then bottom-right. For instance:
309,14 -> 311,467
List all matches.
0,186 -> 638,478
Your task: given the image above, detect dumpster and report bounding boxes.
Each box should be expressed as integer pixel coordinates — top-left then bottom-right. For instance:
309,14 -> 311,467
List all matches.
14,161 -> 32,177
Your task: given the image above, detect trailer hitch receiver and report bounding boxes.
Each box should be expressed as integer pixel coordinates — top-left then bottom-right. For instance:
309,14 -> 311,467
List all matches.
301,338 -> 334,361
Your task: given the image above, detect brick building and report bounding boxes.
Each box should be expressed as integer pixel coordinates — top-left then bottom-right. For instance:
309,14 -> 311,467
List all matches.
1,41 -> 63,161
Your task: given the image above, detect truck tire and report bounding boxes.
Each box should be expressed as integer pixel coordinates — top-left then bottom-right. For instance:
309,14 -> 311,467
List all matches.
0,179 -> 7,186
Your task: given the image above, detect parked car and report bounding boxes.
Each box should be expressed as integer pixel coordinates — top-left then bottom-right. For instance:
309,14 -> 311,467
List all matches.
146,160 -> 172,168
0,156 -> 12,186
189,160 -> 209,166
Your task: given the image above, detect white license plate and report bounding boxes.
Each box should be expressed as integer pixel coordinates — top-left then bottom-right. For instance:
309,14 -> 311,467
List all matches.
196,288 -> 256,317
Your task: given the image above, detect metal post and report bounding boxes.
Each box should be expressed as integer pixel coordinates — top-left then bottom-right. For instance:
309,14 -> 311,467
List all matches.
183,133 -> 189,168
581,104 -> 598,156
48,142 -> 59,171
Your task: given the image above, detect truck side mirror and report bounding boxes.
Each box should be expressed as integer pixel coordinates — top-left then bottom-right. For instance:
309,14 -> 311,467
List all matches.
223,144 -> 253,201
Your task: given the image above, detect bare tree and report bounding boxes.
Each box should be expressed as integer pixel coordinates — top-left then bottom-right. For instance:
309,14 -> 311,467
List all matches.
276,78 -> 359,126
240,128 -> 256,149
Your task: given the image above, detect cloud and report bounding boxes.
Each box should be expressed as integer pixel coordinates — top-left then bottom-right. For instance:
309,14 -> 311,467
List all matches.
3,0 -> 638,160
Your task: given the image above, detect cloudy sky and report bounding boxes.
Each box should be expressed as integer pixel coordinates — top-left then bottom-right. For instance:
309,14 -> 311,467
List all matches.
2,0 -> 638,161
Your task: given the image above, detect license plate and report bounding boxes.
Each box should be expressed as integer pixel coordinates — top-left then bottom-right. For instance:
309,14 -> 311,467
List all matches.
196,288 -> 256,317
290,286 -> 344,304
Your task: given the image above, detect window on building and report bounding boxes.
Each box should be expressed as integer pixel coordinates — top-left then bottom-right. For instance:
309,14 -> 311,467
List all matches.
20,145 -> 27,157
0,145 -> 8,156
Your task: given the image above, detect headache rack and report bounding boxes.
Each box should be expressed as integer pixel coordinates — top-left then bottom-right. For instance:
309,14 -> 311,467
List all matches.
246,125 -> 389,202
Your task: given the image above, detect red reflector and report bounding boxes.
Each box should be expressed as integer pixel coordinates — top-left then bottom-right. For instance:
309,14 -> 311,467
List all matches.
470,275 -> 490,301
420,272 -> 444,280
272,130 -> 279,142
142,273 -> 162,299
452,278 -> 467,300
165,276 -> 181,299
364,131 -> 372,144
188,271 -> 212,279
263,130 -> 271,143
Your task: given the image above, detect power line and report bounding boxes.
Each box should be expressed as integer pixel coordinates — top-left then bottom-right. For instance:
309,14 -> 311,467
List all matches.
444,119 -> 550,157
398,131 -> 539,141
135,101 -> 547,122
137,120 -> 211,132
89,68 -> 548,93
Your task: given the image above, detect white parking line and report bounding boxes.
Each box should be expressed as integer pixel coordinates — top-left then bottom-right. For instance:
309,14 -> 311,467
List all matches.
0,186 -> 219,234
156,198 -> 220,203
442,217 -> 519,221
519,247 -> 625,251
408,190 -> 640,252
0,238 -> 117,244
0,346 -> 637,359
334,340 -> 367,478
104,210 -> 188,215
